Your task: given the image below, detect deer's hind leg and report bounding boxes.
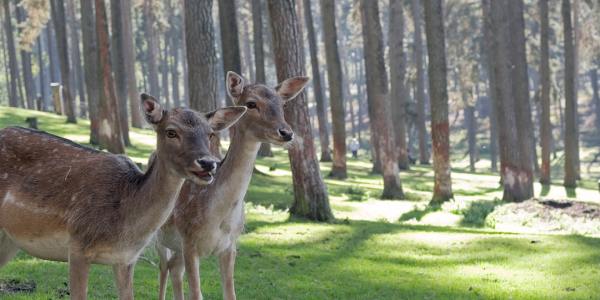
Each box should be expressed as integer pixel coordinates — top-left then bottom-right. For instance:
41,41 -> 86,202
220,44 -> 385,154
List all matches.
0,230 -> 19,268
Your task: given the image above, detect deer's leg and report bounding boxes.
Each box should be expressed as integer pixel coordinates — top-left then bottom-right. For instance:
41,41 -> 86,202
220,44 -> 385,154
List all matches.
113,263 -> 135,300
218,247 -> 237,300
168,250 -> 185,300
184,243 -> 203,300
0,230 -> 19,268
156,243 -> 170,300
68,249 -> 90,300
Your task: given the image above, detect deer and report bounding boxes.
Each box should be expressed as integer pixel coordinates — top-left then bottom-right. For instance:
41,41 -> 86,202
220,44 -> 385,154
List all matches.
0,94 -> 247,300
155,71 -> 309,300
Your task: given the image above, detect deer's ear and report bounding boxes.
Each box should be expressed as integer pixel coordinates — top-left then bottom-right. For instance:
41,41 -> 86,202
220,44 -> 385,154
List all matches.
226,71 -> 245,101
141,93 -> 164,125
275,76 -> 310,102
205,106 -> 247,132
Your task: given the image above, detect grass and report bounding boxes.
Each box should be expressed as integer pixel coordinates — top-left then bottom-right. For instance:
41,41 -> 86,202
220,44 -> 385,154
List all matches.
1,106 -> 600,299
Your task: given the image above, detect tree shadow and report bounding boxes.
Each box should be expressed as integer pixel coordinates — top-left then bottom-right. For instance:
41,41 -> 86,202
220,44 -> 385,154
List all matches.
540,184 -> 551,197
398,204 -> 441,222
460,200 -> 503,227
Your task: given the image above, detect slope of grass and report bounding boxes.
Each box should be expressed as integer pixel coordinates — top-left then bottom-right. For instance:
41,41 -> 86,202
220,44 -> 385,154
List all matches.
1,106 -> 599,299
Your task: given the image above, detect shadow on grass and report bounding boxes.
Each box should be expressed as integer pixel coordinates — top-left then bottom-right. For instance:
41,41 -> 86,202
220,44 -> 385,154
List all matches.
565,187 -> 577,198
540,184 -> 551,197
398,204 -> 441,222
459,200 -> 503,227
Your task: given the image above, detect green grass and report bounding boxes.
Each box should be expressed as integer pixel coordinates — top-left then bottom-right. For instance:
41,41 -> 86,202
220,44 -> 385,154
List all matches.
1,106 -> 600,299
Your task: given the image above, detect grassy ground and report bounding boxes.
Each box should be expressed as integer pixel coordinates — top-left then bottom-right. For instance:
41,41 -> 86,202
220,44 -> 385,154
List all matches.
0,107 -> 599,299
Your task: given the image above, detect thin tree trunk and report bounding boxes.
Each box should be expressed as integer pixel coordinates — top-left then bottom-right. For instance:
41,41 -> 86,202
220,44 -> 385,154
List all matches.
80,0 -> 100,144
411,0 -> 430,165
47,26 -> 60,83
253,0 -> 273,157
3,0 -> 20,107
424,0 -> 453,204
320,0 -> 347,179
539,0 -> 552,184
160,33 -> 170,109
359,0 -> 404,199
218,0 -> 241,105
267,0 -> 334,221
15,6 -> 35,109
110,0 -> 131,146
143,0 -> 160,99
50,0 -> 77,123
67,0 -> 87,118
302,0 -> 331,162
562,0 -> 578,187
170,21 -> 181,108
591,69 -> 600,133
37,35 -> 49,111
123,0 -> 142,128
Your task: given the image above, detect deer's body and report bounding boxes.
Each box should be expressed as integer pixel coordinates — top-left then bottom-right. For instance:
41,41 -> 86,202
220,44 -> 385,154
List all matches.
157,72 -> 308,300
0,95 -> 247,300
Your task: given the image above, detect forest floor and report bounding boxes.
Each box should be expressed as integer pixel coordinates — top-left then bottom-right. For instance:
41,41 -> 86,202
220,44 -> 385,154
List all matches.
0,107 -> 599,299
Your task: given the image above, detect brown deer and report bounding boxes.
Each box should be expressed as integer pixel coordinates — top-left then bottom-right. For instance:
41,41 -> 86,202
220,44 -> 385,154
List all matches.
0,94 -> 247,300
156,72 -> 309,300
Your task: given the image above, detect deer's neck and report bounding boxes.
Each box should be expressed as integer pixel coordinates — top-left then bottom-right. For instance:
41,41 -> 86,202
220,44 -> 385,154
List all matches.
208,129 -> 261,217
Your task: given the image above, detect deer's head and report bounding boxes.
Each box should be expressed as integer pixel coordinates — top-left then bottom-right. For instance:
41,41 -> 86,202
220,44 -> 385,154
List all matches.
225,71 -> 309,146
141,94 -> 246,184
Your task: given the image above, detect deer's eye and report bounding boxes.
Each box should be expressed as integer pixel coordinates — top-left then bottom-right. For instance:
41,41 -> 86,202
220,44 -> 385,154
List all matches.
166,129 -> 178,138
246,102 -> 257,109
209,133 -> 216,139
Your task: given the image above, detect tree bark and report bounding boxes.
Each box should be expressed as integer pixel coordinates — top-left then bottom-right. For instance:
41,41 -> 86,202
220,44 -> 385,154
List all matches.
95,0 -> 125,154
50,0 -> 77,123
539,0 -> 552,185
253,0 -> 273,157
320,0 -> 347,179
481,0 -> 498,173
411,0 -> 430,165
15,7 -> 35,109
110,0 -> 131,146
80,0 -> 100,144
218,0 -> 241,105
267,0 -> 334,221
169,14 -> 181,108
66,0 -> 87,118
37,35 -> 49,111
3,0 -> 20,107
591,69 -> 600,133
424,0 -> 452,204
160,31 -> 170,109
122,0 -> 142,128
388,0 -> 409,170
359,0 -> 404,199
562,0 -> 578,188
143,0 -> 160,99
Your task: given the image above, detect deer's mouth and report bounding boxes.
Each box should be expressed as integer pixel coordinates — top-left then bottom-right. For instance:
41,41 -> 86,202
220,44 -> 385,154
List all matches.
190,170 -> 214,184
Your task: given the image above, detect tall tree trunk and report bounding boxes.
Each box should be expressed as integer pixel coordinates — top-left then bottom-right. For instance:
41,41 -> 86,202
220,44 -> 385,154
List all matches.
573,0 -> 581,178
253,0 -> 273,157
241,17 -> 254,82
37,35 -> 49,111
95,0 -> 125,153
218,0 -> 241,105
465,99 -> 477,172
411,0 -> 430,165
3,0 -> 20,107
539,0 -> 552,185
359,0 -> 404,199
591,69 -> 600,133
170,21 -> 181,108
80,0 -> 100,144
424,0 -> 452,204
143,0 -> 160,99
267,0 -> 334,221
110,0 -> 131,146
47,25 -> 60,83
122,0 -> 142,128
66,0 -> 87,118
389,0 -> 409,170
15,7 -> 35,109
160,33 -> 170,109
562,0 -> 578,188
50,0 -> 77,123
320,0 -> 347,179
481,0 -> 498,173
302,0 -> 331,162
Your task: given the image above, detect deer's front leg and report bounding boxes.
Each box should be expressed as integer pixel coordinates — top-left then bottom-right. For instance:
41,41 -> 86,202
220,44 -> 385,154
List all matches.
184,242 -> 203,300
168,251 -> 185,300
68,249 -> 90,300
218,247 -> 237,300
113,263 -> 135,300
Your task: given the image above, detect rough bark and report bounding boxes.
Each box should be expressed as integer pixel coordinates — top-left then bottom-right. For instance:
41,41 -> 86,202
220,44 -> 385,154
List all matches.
143,0 -> 160,99
122,0 -> 142,128
424,0 -> 452,204
267,0 -> 334,221
539,0 -> 552,185
47,25 -> 61,83
160,32 -> 170,109
50,0 -> 77,123
3,0 -> 20,107
15,7 -> 35,109
110,0 -> 131,146
66,0 -> 86,118
481,0 -> 498,173
320,0 -> 347,179
80,0 -> 100,144
302,0 -> 331,162
562,0 -> 578,188
359,0 -> 404,199
95,0 -> 125,154
218,0 -> 241,106
170,19 -> 181,108
253,0 -> 273,157
591,69 -> 600,133
388,0 -> 409,170
37,35 -> 49,111
411,0 -> 430,165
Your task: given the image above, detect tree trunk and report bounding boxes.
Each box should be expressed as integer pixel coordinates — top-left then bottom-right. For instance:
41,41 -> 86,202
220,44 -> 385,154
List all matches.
388,0 -> 409,170
465,101 -> 477,172
50,0 -> 77,123
160,32 -> 170,109
143,0 -> 160,99
359,0 -> 404,199
539,0 -> 552,185
170,18 -> 181,108
218,0 -> 241,104
37,35 -> 49,111
15,7 -> 35,109
562,0 -> 578,188
267,0 -> 334,221
424,0 -> 453,204
591,69 -> 600,133
47,25 -> 61,83
95,0 -> 125,153
3,0 -> 20,107
481,0 -> 498,173
110,0 -> 131,146
411,0 -> 430,165
66,0 -> 87,118
320,0 -> 347,179
122,0 -> 142,128
253,0 -> 273,157
80,0 -> 100,144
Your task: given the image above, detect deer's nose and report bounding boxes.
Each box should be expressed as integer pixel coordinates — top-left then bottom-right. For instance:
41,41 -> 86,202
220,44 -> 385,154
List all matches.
278,128 -> 294,142
197,159 -> 218,172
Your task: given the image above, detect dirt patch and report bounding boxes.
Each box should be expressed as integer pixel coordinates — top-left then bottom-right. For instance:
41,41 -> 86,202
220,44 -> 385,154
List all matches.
0,278 -> 36,294
486,199 -> 600,236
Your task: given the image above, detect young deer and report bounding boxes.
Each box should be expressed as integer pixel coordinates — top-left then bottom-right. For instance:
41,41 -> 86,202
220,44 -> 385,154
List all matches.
0,94 -> 247,300
156,72 -> 309,300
